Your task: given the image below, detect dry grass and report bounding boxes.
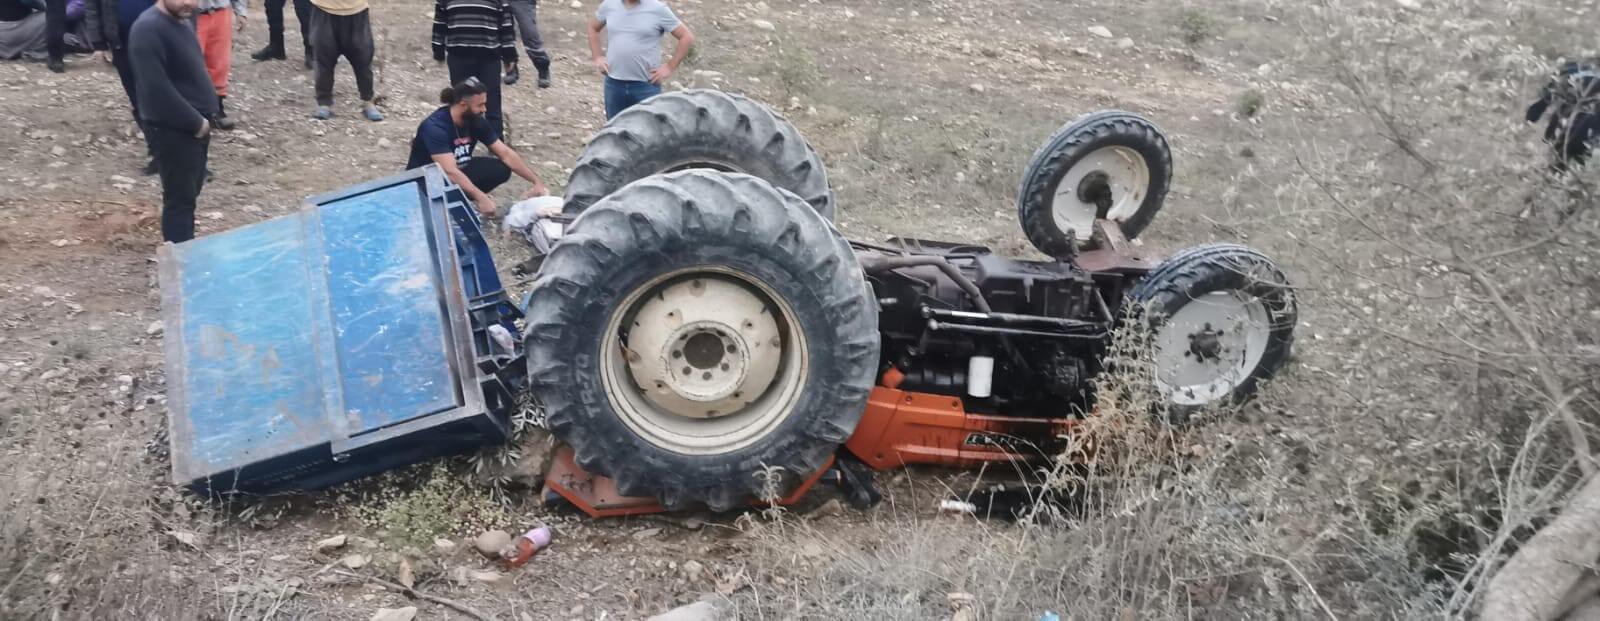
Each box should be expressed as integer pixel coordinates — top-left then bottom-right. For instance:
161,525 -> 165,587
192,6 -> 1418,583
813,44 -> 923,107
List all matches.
0,389 -> 198,619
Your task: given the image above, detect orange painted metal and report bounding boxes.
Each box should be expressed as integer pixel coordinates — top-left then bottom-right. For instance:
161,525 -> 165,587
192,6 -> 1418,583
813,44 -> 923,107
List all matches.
544,444 -> 835,519
844,386 -> 1079,471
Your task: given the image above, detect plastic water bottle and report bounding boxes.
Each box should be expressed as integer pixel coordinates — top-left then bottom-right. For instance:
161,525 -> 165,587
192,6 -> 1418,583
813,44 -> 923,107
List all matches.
500,526 -> 553,568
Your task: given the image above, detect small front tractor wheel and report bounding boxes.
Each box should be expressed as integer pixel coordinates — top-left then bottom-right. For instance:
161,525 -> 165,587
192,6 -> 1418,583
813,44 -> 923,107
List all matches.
1017,111 -> 1172,257
1129,244 -> 1296,416
563,89 -> 836,220
524,171 -> 878,511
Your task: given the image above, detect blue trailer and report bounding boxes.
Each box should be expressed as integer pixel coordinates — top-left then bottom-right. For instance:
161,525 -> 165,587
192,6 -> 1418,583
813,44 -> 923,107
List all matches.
158,167 -> 525,494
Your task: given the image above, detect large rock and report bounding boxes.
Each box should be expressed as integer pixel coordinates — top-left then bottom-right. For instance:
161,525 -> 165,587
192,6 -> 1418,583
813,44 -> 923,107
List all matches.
1087,25 -> 1114,39
648,601 -> 719,621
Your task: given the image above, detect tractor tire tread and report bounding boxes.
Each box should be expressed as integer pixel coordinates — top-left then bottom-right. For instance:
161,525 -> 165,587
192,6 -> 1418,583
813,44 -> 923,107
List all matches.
1128,243 -> 1297,414
564,89 -> 835,220
1017,111 -> 1172,257
526,171 -> 875,511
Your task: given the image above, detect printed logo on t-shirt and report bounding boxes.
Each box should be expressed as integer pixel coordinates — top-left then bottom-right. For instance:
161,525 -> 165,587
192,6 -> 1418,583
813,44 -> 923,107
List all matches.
453,136 -> 473,166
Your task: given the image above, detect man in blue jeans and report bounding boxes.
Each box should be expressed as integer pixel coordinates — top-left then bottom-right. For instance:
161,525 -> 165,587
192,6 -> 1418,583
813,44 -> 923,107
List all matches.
586,0 -> 693,119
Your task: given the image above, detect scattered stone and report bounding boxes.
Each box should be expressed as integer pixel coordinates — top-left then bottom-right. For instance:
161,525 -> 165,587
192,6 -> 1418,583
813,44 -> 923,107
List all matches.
469,570 -> 505,584
807,498 -> 844,519
31,285 -> 54,297
117,374 -> 134,384
147,321 -> 164,336
1256,63 -> 1273,77
682,559 -> 704,581
544,106 -> 557,115
50,145 -> 66,156
434,538 -> 457,553
1116,37 -> 1135,49
376,137 -> 392,148
475,530 -> 512,557
1087,25 -> 1113,39
315,534 -> 348,553
800,542 -> 825,558
631,528 -> 662,540
1396,0 -> 1421,9
692,70 -> 724,81
242,205 -> 264,214
204,211 -> 225,220
1025,57 -> 1045,70
569,0 -> 581,8
51,239 -> 70,247
648,601 -> 719,621
169,530 -> 199,549
110,174 -> 137,185
340,554 -> 370,569
398,559 -> 414,589
269,554 -> 290,562
968,83 -> 985,93
750,19 -> 775,32
370,606 -> 417,621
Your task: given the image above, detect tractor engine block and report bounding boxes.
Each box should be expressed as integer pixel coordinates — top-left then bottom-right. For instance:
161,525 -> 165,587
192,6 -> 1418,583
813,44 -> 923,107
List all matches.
859,238 -> 1113,418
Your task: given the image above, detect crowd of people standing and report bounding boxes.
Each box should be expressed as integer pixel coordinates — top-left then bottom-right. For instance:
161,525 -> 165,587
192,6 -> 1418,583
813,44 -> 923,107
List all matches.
2,0 -> 696,244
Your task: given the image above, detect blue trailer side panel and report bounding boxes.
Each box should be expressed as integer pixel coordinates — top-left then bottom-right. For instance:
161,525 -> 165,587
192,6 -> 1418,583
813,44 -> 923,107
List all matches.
319,183 -> 461,434
172,215 -> 327,476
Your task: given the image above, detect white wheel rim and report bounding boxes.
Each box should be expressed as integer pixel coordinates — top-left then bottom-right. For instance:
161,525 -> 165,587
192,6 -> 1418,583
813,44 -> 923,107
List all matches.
601,267 -> 809,455
1152,290 -> 1271,407
1051,146 -> 1151,241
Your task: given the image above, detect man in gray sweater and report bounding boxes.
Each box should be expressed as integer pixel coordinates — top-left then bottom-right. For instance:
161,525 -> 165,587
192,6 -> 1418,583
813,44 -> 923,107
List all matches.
128,0 -> 215,243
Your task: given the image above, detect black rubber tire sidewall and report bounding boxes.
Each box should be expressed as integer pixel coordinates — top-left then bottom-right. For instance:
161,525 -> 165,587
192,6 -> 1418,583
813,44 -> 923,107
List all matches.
1017,111 -> 1173,257
526,172 -> 876,511
1129,244 -> 1296,416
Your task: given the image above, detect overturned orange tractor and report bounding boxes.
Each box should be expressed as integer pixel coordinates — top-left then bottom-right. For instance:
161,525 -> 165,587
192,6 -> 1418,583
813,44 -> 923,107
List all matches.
517,91 -> 1297,514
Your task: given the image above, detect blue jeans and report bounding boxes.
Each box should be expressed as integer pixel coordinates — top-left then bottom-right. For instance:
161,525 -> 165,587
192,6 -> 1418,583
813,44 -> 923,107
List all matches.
604,76 -> 661,119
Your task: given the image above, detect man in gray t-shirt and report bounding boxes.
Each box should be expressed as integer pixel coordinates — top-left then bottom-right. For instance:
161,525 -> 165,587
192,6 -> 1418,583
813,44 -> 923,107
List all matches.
587,0 -> 694,118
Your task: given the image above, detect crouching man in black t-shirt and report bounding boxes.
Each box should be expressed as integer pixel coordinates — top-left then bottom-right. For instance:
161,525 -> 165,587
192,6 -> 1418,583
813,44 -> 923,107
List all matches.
407,77 -> 548,217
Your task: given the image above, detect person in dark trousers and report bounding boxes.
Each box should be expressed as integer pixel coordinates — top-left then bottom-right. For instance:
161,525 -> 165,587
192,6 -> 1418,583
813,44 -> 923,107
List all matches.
44,0 -> 63,70
128,0 -> 215,243
250,0 -> 309,68
504,0 -> 548,88
0,0 -> 50,62
432,0 -> 516,136
308,0 -> 379,121
587,0 -> 693,119
407,77 -> 548,218
84,0 -> 157,174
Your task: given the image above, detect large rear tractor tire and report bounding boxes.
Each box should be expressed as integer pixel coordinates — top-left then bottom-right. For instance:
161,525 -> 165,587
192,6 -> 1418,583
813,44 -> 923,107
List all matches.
563,89 -> 836,220
524,171 -> 878,511
1129,244 -> 1296,417
1018,111 -> 1172,257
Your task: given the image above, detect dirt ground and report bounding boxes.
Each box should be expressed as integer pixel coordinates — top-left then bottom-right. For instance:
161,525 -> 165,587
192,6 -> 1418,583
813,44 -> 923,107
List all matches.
2,0 -> 1594,618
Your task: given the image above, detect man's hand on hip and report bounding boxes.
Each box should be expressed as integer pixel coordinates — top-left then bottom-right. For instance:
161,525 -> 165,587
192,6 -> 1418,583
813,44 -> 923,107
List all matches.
649,64 -> 674,85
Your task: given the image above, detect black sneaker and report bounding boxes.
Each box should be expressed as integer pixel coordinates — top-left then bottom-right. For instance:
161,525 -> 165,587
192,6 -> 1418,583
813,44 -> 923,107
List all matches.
46,57 -> 64,73
251,45 -> 286,61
